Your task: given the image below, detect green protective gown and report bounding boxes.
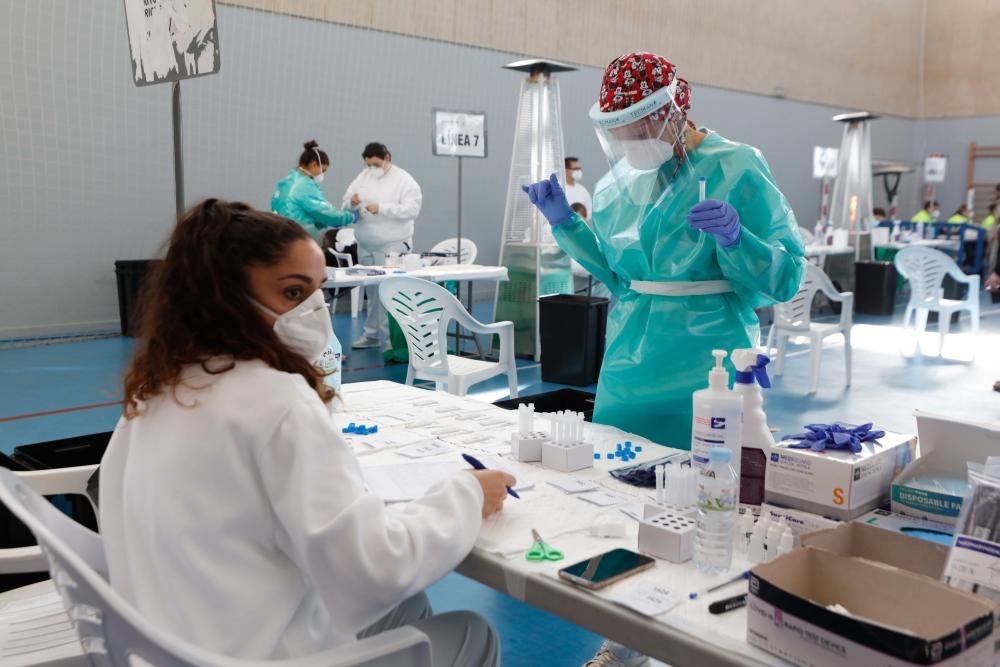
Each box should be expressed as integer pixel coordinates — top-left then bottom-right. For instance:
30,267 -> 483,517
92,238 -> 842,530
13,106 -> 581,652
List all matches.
553,130 -> 805,449
271,169 -> 355,241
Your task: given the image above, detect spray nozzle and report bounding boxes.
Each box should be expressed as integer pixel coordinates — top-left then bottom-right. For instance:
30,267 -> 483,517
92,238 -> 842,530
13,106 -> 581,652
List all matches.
732,349 -> 772,388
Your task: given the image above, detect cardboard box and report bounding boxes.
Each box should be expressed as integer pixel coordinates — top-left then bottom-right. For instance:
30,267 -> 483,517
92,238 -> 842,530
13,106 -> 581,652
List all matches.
764,430 -> 916,521
759,502 -> 840,547
748,548 -> 994,666
890,451 -> 969,525
855,508 -> 955,547
800,520 -> 949,579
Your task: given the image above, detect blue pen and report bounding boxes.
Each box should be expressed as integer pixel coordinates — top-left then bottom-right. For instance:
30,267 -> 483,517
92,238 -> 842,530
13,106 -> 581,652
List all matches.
461,453 -> 520,499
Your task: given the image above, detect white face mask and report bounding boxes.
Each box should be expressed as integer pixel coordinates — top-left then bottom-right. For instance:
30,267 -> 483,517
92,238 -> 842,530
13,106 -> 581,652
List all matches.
253,288 -> 332,361
931,209 -> 941,218
313,170 -> 325,184
369,164 -> 386,179
571,169 -> 583,182
622,138 -> 675,171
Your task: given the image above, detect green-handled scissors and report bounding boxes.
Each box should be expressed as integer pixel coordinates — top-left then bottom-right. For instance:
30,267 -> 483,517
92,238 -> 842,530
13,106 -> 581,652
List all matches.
525,528 -> 564,562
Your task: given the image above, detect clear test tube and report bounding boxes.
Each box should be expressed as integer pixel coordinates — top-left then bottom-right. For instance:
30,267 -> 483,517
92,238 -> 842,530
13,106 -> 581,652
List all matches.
698,176 -> 706,202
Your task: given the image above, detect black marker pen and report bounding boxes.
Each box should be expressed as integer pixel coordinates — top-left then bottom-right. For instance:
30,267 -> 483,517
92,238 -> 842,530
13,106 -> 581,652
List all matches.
708,593 -> 748,615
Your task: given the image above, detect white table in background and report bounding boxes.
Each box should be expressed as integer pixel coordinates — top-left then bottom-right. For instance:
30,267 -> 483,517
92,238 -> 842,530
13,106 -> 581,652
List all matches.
803,244 -> 854,270
324,265 -> 508,358
873,238 -> 960,253
337,381 -> 782,667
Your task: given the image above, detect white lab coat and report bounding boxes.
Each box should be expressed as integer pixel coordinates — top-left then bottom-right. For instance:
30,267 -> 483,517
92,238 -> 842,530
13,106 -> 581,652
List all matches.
99,360 -> 483,659
564,181 -> 592,218
342,165 -> 422,250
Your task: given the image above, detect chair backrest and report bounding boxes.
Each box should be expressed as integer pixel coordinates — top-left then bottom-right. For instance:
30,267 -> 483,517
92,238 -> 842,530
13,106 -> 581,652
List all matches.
379,277 -> 461,376
773,263 -> 827,331
894,246 -> 955,302
0,470 -> 433,667
0,469 -> 231,667
429,238 -> 477,265
327,248 -> 354,268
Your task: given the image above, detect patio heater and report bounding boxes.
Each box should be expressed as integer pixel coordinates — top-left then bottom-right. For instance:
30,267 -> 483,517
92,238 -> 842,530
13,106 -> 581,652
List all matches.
494,59 -> 576,360
829,111 -> 879,262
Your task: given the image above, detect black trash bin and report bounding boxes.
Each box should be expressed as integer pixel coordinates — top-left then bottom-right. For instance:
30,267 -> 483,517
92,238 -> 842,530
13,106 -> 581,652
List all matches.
1,432 -> 109,593
854,261 -> 898,315
494,388 -> 597,421
115,259 -> 160,336
538,295 -> 608,386
12,431 -> 111,534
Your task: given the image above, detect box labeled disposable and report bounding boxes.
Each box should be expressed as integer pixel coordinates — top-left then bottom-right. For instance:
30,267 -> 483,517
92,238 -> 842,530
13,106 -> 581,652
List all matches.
764,430 -> 915,521
891,451 -> 970,526
748,548 -> 994,666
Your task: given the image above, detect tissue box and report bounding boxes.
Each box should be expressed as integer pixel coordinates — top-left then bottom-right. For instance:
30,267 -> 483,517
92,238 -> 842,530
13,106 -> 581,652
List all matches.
891,451 -> 969,526
748,548 -> 994,666
764,430 -> 916,521
759,503 -> 840,547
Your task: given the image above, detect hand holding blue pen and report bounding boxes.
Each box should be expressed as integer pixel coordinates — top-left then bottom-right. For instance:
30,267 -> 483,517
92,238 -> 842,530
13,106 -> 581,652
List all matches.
462,453 -> 520,499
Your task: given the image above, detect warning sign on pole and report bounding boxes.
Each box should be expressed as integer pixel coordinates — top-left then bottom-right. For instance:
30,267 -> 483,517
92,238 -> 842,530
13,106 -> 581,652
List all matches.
123,0 -> 221,86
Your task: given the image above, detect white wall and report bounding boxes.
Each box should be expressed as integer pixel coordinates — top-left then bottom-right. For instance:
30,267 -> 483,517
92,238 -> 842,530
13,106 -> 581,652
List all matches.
0,2 -> 995,337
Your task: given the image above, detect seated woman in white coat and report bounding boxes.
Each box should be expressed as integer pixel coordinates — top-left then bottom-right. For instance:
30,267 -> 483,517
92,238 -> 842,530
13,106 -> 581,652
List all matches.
99,199 -> 510,665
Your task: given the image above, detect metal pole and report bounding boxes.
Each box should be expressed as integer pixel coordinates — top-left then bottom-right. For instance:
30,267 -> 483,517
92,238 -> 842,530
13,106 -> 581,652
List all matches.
457,156 -> 463,265
172,81 -> 185,218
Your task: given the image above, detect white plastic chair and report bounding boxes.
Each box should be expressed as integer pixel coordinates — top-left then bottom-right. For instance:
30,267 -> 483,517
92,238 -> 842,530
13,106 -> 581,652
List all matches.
894,246 -> 980,355
379,277 -> 518,398
327,248 -> 363,319
766,263 -> 853,394
0,465 -> 98,667
429,238 -> 477,265
0,468 -> 432,667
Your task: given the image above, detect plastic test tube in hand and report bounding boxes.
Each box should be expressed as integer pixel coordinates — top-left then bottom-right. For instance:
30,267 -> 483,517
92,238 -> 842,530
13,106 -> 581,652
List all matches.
698,176 -> 707,202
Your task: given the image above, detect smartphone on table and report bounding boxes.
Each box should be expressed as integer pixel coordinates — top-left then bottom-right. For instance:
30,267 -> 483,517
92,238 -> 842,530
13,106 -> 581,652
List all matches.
558,548 -> 655,590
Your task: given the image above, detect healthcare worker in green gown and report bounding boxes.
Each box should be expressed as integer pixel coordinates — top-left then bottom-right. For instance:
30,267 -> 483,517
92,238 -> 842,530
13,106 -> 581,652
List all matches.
524,52 -> 805,454
272,140 -> 359,241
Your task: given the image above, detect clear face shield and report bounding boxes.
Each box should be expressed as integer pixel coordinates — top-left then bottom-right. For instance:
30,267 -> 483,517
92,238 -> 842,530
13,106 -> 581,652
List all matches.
589,82 -> 693,204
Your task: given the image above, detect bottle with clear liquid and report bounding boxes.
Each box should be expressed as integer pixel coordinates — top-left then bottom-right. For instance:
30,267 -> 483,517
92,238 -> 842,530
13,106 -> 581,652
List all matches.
693,446 -> 739,574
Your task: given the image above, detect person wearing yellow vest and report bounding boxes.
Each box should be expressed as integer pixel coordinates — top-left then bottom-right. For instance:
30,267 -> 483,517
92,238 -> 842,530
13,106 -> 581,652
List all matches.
948,204 -> 971,225
981,202 -> 997,239
911,200 -> 940,223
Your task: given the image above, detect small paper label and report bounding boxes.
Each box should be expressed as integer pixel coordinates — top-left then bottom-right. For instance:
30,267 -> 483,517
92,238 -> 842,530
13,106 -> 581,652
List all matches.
548,477 -> 599,494
577,490 -> 629,507
396,442 -> 451,458
608,585 -> 681,617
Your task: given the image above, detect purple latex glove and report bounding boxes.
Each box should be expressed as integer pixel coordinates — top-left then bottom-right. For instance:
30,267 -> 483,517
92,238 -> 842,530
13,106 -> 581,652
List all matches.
521,173 -> 574,227
687,199 -> 742,247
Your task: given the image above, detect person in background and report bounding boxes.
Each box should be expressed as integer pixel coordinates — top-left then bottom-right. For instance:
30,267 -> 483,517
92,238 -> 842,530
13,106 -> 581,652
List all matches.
342,142 -> 423,349
569,203 -> 611,300
101,199 -> 506,665
872,207 -> 887,222
911,200 -> 940,223
981,202 -> 997,242
272,141 -> 358,241
948,204 -> 971,225
564,156 -> 592,217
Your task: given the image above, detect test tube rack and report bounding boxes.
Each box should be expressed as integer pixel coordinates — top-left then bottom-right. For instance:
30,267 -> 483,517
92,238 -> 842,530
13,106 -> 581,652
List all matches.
511,404 -> 549,462
638,510 -> 696,563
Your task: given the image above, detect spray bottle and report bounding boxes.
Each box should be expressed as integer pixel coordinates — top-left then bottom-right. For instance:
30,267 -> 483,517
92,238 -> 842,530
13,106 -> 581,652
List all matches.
691,350 -> 743,480
731,349 -> 775,508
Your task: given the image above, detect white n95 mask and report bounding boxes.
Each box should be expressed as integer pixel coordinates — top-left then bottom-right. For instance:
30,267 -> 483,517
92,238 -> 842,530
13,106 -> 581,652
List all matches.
314,171 -> 326,184
369,165 -> 386,179
253,288 -> 333,361
572,169 -> 583,181
622,138 -> 675,172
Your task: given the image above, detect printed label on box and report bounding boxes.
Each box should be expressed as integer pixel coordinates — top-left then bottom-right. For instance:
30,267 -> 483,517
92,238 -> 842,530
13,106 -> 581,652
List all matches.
892,486 -> 963,519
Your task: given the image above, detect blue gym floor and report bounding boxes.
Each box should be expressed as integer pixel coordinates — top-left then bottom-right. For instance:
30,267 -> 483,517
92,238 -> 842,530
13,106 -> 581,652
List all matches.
2,297 -> 999,666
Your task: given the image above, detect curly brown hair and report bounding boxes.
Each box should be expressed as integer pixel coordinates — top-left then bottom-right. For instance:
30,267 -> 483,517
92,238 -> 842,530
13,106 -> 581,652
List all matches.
123,199 -> 335,418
